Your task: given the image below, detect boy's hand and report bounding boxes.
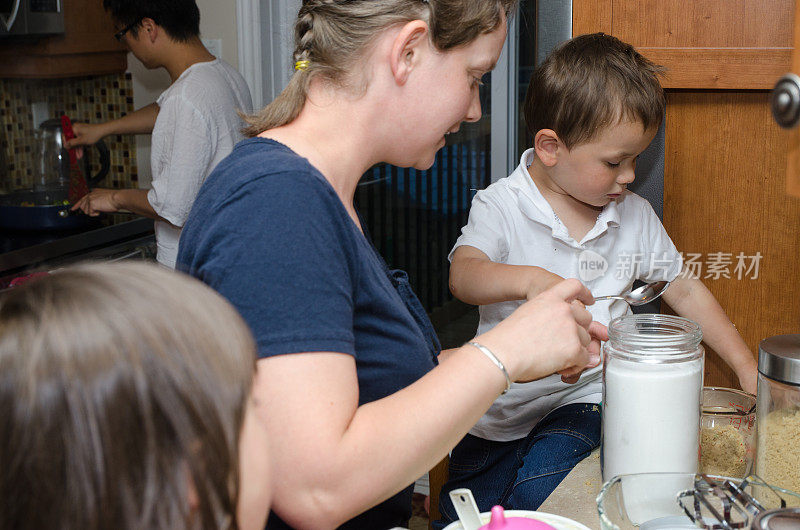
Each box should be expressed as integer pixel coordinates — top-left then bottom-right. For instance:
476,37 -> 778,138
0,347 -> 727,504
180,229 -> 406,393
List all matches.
735,358 -> 758,395
662,276 -> 759,395
64,122 -> 108,153
525,269 -> 566,300
449,246 -> 570,306
71,188 -> 120,216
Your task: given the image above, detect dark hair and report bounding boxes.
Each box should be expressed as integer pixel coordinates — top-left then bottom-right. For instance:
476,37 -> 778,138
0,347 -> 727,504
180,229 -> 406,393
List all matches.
523,32 -> 666,150
0,262 -> 256,530
243,0 -> 517,136
103,0 -> 201,42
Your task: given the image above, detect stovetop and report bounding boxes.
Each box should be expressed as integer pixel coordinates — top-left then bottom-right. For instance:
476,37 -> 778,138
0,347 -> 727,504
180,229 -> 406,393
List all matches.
1,219 -> 106,254
0,214 -> 155,277
0,212 -> 139,252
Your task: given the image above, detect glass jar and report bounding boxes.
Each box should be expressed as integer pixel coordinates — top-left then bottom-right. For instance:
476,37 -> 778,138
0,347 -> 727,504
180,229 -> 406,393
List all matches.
602,314 -> 705,482
755,334 -> 800,497
700,387 -> 756,478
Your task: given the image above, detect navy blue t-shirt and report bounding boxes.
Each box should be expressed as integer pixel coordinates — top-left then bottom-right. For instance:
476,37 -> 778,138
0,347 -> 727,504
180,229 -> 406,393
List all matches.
177,138 -> 439,529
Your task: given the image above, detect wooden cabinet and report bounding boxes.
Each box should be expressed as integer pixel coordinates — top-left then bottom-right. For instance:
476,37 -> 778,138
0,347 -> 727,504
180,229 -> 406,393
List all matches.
574,0 -> 793,89
0,0 -> 127,78
573,0 -> 800,388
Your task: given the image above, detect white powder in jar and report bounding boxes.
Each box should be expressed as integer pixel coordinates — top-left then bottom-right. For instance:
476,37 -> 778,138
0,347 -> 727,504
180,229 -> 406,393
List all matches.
602,356 -> 703,481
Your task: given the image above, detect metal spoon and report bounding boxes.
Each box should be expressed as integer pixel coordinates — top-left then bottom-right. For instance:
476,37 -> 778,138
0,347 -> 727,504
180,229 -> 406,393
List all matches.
594,280 -> 670,306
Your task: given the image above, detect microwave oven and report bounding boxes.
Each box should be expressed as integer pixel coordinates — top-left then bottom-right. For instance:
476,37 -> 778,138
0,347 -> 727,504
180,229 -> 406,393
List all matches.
0,0 -> 64,37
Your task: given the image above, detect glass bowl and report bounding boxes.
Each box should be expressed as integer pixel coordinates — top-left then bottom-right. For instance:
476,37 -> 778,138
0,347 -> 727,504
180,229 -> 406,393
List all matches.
596,473 -> 800,530
700,387 -> 756,478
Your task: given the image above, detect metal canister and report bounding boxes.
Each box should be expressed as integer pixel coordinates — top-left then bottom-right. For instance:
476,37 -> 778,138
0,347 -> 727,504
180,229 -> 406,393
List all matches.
754,334 -> 800,496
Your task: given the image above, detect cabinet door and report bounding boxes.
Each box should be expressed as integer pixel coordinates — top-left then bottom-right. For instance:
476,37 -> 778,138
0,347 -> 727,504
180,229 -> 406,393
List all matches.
0,0 -> 127,78
574,0 -> 793,89
573,0 -> 800,389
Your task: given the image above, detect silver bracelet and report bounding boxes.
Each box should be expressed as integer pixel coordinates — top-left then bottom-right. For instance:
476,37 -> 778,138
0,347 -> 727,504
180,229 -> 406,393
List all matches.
467,342 -> 512,395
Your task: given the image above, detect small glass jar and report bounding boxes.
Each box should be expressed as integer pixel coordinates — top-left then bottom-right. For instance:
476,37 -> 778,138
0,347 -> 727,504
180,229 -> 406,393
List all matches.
602,314 -> 705,482
700,387 -> 756,478
755,334 -> 800,497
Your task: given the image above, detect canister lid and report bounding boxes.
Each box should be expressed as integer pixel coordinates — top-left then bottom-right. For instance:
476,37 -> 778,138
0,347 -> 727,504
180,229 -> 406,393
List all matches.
750,507 -> 800,529
758,334 -> 800,386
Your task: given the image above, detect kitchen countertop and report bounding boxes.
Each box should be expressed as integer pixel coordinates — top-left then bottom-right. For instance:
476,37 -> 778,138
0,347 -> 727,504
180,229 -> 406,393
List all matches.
538,448 -> 603,529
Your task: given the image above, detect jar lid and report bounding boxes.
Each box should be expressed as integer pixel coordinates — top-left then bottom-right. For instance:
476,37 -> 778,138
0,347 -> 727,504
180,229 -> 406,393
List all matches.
758,334 -> 800,386
751,508 -> 800,529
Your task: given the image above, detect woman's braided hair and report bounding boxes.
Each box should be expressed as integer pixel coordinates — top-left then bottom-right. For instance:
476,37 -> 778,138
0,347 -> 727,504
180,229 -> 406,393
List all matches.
243,0 -> 516,136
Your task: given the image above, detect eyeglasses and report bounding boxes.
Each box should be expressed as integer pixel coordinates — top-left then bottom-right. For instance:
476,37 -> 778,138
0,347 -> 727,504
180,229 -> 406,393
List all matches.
114,19 -> 142,42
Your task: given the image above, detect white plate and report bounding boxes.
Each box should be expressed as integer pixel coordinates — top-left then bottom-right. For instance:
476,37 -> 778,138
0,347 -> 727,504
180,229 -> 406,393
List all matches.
442,509 -> 592,530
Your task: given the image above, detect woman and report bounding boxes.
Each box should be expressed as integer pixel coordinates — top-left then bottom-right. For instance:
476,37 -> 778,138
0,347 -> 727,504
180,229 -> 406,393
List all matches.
177,1 -> 605,528
0,262 -> 271,530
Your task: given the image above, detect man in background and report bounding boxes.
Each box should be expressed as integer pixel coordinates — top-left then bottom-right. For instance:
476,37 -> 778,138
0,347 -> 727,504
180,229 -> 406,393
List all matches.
68,0 -> 252,268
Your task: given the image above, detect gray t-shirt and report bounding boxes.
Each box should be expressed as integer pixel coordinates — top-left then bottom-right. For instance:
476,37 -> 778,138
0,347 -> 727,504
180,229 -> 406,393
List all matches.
147,58 -> 252,268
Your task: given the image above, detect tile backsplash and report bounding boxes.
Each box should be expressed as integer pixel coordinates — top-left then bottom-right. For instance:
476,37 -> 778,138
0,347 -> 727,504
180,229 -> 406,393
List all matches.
0,73 -> 138,193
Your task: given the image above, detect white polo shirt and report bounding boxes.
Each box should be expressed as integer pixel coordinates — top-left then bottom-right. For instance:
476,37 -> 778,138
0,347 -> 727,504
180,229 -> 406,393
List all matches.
450,148 -> 683,441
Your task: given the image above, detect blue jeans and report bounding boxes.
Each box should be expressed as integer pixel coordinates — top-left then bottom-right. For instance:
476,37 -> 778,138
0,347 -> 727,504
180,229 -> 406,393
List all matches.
433,403 -> 601,530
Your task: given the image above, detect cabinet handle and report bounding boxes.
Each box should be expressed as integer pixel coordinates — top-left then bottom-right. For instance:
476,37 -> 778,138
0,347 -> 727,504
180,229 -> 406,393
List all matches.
772,73 -> 800,129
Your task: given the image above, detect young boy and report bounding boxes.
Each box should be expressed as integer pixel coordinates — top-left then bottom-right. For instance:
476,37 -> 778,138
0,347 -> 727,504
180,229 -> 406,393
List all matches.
67,0 -> 252,268
436,33 -> 758,526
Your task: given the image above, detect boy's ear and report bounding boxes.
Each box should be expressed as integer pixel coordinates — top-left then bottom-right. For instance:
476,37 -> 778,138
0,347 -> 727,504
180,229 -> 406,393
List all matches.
534,129 -> 562,167
389,20 -> 429,85
139,17 -> 158,43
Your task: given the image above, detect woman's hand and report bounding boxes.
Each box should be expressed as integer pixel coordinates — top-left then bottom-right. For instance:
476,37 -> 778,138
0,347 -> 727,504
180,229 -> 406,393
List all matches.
559,300 -> 605,384
476,278 -> 607,384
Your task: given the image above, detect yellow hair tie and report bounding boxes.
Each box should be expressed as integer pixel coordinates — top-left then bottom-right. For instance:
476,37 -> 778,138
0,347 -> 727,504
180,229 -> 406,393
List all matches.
294,60 -> 311,71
